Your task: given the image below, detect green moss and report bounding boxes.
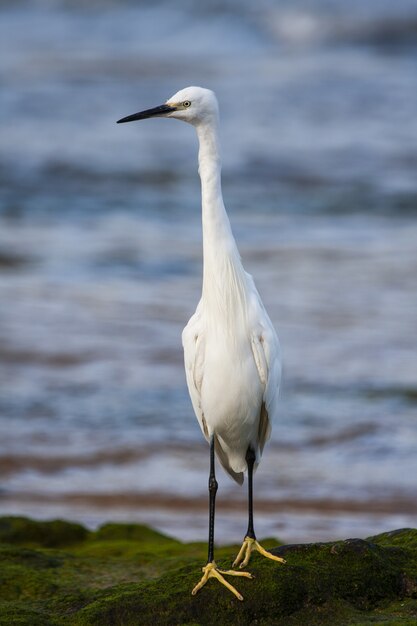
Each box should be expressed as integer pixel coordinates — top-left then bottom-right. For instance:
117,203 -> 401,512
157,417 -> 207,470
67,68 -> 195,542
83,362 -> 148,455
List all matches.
368,529 -> 417,550
0,516 -> 89,548
94,522 -> 179,544
0,603 -> 59,626
0,517 -> 416,625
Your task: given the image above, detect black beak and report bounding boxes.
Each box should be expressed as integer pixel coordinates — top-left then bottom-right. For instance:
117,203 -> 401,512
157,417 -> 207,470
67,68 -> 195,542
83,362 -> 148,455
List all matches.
117,104 -> 176,124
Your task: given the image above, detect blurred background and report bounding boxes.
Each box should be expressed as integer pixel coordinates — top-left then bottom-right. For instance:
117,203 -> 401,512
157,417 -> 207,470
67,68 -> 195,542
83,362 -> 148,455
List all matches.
0,0 -> 416,544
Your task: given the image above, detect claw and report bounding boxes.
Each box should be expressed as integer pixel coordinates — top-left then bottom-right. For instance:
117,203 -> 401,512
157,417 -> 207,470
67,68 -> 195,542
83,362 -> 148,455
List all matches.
233,536 -> 286,569
192,561 -> 253,600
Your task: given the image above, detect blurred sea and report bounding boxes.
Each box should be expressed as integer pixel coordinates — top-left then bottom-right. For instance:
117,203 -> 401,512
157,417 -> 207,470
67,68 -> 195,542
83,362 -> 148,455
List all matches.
0,0 -> 417,543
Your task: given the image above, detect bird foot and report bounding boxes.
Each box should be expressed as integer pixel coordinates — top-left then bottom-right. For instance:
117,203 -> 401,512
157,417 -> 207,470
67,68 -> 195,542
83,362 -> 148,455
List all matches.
191,560 -> 253,601
232,536 -> 286,569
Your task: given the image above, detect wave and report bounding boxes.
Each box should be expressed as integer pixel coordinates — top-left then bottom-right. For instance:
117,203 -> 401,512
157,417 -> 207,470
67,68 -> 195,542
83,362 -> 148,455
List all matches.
1,158 -> 417,219
3,489 -> 417,515
0,443 -> 200,477
1,0 -> 417,49
264,9 -> 417,47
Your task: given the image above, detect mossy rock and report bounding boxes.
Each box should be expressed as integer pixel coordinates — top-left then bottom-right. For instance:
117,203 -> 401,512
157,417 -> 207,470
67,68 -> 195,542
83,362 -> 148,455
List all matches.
0,517 -> 416,625
0,516 -> 89,548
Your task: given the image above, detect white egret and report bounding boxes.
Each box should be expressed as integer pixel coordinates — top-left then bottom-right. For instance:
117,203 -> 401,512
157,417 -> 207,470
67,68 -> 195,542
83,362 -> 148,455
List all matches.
117,86 -> 285,600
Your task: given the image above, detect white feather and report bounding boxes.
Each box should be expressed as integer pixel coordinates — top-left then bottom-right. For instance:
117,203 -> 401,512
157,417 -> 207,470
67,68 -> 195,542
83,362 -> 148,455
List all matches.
168,87 -> 283,483
159,86 -> 281,483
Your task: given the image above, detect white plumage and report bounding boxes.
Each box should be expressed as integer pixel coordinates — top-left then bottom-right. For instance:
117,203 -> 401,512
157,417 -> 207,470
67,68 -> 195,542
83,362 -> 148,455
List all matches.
117,86 -> 284,599
176,87 -> 281,483
182,257 -> 281,483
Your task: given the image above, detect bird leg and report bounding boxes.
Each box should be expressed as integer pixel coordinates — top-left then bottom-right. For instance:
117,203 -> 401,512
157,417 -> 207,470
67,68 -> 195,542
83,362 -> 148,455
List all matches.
192,436 -> 253,600
233,447 -> 286,569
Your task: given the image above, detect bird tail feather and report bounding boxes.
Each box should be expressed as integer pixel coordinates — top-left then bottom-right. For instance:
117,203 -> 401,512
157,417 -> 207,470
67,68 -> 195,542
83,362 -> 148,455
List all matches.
214,435 -> 244,485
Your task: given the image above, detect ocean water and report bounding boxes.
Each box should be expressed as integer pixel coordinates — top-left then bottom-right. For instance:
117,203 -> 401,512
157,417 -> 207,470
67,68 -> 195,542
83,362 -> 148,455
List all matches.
0,0 -> 417,543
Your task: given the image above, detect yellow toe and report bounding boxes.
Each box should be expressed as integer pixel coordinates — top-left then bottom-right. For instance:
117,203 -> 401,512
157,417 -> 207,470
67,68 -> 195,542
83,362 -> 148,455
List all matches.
233,536 -> 286,569
191,561 -> 253,601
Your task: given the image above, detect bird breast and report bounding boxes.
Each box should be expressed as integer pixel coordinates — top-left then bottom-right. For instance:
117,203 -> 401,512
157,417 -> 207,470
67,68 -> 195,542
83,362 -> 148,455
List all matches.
200,330 -> 264,441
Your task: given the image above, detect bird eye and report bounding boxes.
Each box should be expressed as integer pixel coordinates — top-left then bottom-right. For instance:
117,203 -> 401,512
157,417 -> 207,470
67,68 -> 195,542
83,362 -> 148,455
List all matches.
183,100 -> 191,108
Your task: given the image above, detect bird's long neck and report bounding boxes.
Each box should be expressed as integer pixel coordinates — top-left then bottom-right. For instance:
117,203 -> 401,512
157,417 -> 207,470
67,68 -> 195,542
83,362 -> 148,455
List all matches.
196,120 -> 247,318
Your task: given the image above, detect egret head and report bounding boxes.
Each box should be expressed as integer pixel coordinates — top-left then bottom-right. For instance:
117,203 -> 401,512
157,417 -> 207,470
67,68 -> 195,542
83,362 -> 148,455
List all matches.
117,86 -> 219,127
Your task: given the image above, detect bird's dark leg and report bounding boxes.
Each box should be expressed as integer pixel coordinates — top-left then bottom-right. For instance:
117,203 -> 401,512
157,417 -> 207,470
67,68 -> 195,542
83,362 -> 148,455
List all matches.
207,434 -> 218,563
245,446 -> 256,540
192,435 -> 253,600
232,445 -> 286,569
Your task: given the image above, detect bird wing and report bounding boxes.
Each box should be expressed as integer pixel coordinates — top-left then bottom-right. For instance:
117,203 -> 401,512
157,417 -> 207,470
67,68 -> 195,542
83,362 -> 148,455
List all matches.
182,302 -> 209,441
250,298 -> 282,455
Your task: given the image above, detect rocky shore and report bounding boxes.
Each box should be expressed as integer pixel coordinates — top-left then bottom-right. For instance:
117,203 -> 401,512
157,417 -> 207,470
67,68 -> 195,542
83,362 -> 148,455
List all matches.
0,516 -> 416,625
